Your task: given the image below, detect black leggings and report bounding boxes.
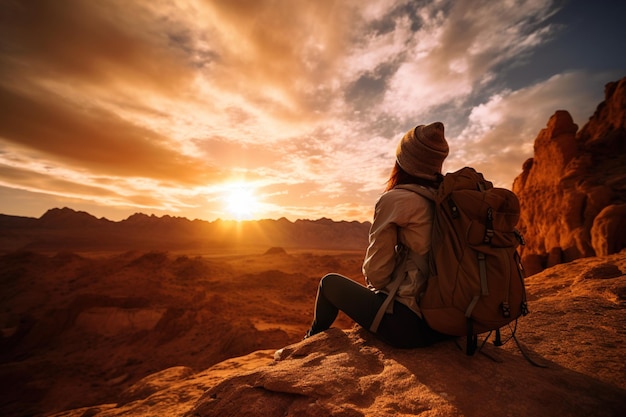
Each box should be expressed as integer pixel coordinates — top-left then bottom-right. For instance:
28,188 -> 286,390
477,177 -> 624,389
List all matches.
307,273 -> 448,348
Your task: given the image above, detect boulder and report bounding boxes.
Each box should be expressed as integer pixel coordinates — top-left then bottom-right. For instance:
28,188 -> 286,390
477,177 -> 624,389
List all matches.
591,204 -> 626,256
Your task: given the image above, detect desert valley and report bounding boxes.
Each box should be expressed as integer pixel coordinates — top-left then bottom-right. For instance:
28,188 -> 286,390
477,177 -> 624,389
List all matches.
1,78 -> 625,416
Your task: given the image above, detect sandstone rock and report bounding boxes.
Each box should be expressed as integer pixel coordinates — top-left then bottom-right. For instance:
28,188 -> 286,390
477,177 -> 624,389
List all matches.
74,307 -> 166,336
580,262 -> 623,280
529,110 -> 579,186
591,204 -> 626,256
513,77 -> 626,273
578,80 -> 626,151
546,246 -> 562,268
521,253 -> 544,277
264,246 -> 287,255
117,366 -> 195,405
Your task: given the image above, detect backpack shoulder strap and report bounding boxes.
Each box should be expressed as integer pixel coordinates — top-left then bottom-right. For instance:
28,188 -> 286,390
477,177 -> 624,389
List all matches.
368,246 -> 429,333
369,261 -> 405,333
393,184 -> 436,202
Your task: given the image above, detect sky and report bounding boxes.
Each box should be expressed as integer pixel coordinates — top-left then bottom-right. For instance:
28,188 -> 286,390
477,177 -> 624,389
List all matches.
0,0 -> 625,223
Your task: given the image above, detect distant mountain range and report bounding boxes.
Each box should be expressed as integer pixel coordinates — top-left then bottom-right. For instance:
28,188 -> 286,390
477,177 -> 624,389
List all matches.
0,207 -> 371,253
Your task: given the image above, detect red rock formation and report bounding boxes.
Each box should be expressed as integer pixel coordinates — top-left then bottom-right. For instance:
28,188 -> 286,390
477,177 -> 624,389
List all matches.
513,77 -> 626,275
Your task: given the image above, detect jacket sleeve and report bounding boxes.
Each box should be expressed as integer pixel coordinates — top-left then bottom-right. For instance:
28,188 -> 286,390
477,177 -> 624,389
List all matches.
362,188 -> 432,290
362,192 -> 399,289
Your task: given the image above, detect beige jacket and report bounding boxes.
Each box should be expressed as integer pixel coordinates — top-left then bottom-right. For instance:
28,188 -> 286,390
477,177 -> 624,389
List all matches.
362,185 -> 433,316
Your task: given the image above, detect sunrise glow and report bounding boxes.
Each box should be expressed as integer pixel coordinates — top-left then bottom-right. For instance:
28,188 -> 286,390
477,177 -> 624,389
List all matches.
224,185 -> 260,221
0,1 -> 622,222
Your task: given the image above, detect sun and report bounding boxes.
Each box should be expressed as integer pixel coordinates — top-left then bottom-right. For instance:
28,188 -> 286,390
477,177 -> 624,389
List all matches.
224,185 -> 259,220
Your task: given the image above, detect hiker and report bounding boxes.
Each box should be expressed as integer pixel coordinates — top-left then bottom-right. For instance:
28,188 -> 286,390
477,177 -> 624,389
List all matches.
305,122 -> 451,348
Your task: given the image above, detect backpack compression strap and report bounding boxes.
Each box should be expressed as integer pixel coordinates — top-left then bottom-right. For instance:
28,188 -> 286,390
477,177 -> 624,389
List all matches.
369,247 -> 428,333
369,267 -> 405,333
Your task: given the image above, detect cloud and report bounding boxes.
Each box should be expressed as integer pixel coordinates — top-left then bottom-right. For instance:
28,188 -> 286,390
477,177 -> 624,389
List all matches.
0,84 -> 220,184
447,70 -> 617,187
0,163 -> 118,198
0,0 -> 620,221
188,0 -> 361,120
0,0 -> 195,93
379,0 -> 561,121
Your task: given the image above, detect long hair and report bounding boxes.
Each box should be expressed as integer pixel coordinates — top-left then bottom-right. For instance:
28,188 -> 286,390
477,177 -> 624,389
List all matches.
385,161 -> 442,192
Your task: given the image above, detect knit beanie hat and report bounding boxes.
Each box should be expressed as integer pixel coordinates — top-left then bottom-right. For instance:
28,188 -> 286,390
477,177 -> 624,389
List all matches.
396,122 -> 449,180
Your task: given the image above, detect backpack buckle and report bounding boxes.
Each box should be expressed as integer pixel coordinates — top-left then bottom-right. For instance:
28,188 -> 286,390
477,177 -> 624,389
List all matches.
500,301 -> 511,318
483,207 -> 494,244
521,301 -> 529,316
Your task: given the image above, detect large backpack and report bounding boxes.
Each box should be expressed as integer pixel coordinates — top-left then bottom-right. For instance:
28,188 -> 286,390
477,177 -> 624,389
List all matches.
401,167 -> 529,355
